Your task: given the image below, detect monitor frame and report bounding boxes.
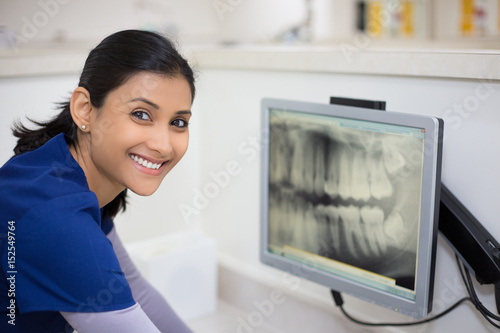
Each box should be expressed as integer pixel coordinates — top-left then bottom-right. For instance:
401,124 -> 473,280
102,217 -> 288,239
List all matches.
259,98 -> 444,319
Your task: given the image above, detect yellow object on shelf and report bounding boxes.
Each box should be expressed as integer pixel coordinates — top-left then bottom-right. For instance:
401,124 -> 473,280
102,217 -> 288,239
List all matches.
498,0 -> 500,32
401,0 -> 415,36
461,0 -> 475,35
367,1 -> 383,37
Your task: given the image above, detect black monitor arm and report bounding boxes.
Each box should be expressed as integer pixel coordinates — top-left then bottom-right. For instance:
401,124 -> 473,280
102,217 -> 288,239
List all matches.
439,183 -> 500,314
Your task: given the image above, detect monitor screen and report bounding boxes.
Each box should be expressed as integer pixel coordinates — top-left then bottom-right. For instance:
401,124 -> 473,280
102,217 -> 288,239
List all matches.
260,98 -> 443,319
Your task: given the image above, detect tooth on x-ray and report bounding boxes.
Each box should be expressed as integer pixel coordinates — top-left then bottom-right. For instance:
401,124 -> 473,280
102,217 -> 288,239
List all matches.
325,205 -> 341,255
384,211 -> 406,248
269,133 -> 285,184
383,139 -> 406,175
313,139 -> 326,197
290,132 -> 314,193
290,133 -> 305,191
314,205 -> 328,253
338,149 -> 352,200
339,205 -> 371,258
288,198 -> 300,244
299,203 -> 320,253
302,134 -> 315,194
315,205 -> 342,256
351,150 -> 371,201
325,143 -> 340,198
370,155 -> 393,200
361,205 -> 387,256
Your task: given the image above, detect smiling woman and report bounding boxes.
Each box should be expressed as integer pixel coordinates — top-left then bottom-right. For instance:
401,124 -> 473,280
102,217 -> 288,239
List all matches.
0,30 -> 196,333
69,73 -> 192,201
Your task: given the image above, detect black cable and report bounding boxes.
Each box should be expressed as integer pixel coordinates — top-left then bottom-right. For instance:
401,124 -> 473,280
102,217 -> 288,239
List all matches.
456,256 -> 480,311
332,256 -> 500,328
456,255 -> 500,328
456,255 -> 496,318
332,288 -> 472,327
337,296 -> 471,327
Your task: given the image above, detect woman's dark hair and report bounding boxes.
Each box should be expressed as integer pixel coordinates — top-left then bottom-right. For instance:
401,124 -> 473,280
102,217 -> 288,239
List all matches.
12,30 -> 196,219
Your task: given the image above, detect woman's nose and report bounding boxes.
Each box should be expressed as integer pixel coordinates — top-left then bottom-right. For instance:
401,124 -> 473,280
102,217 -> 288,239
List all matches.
147,127 -> 173,156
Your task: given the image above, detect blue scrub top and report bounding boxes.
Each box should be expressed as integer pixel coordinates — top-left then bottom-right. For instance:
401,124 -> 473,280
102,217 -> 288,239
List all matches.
0,134 -> 135,332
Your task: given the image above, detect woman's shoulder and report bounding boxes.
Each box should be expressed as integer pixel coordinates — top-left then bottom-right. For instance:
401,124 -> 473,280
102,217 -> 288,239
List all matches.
0,134 -> 94,224
2,134 -> 84,181
19,191 -> 102,234
3,191 -> 102,236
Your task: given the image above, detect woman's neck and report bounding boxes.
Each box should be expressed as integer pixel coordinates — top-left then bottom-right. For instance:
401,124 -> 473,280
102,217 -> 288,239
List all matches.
69,141 -> 125,208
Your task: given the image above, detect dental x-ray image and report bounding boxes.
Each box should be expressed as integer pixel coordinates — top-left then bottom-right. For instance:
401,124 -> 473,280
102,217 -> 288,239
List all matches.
268,110 -> 426,290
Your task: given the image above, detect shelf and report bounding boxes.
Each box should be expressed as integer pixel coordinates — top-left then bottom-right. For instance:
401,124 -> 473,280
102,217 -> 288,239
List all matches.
1,41 -> 499,80
190,42 -> 500,80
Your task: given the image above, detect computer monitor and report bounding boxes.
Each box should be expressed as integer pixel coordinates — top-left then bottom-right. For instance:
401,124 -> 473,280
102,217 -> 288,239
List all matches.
260,98 -> 444,319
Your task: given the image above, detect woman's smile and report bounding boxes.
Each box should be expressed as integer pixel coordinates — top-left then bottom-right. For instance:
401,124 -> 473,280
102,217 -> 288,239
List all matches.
128,153 -> 170,175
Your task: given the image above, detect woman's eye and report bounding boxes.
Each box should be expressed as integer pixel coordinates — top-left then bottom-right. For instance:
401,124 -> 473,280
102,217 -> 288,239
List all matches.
171,118 -> 188,128
132,111 -> 151,121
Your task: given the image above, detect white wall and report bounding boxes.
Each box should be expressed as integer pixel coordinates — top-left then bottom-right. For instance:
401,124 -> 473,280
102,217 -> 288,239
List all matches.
0,0 -> 319,48
0,74 -> 78,164
0,0 -> 222,46
193,68 -> 500,331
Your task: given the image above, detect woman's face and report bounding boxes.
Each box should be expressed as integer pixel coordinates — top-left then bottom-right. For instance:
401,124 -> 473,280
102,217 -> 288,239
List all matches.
86,72 -> 192,197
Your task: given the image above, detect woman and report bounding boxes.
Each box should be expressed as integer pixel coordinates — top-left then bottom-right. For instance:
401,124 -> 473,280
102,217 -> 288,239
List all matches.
0,30 -> 195,332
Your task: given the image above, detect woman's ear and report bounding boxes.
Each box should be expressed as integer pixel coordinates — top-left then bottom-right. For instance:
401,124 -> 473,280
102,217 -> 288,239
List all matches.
70,87 -> 93,131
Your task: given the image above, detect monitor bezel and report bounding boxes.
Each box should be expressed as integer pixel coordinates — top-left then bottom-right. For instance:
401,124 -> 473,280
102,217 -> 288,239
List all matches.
259,98 -> 443,319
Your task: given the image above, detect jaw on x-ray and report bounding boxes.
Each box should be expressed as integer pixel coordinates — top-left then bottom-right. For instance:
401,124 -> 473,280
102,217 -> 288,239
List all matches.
268,111 -> 425,288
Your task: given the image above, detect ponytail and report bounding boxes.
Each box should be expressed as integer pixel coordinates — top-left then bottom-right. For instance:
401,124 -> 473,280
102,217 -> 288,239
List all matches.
12,103 -> 75,156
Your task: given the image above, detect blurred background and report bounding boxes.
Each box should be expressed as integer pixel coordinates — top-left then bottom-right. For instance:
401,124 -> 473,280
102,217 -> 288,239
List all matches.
1,0 -> 500,49
1,1 -> 500,332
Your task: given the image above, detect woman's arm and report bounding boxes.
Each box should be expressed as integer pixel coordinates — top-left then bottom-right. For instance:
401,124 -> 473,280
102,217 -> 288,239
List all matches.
61,303 -> 160,333
106,227 -> 193,333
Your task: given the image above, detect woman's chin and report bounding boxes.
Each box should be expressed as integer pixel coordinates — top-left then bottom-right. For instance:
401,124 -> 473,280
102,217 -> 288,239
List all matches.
128,185 -> 160,197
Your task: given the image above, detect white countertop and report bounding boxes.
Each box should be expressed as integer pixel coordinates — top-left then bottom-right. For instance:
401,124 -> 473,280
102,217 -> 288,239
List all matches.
1,41 -> 500,80
187,300 -> 284,333
184,261 -> 415,333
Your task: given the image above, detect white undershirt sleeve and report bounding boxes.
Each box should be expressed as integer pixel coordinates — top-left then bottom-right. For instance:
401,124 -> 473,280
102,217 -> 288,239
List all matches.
60,227 -> 193,333
61,303 -> 161,333
106,226 -> 193,333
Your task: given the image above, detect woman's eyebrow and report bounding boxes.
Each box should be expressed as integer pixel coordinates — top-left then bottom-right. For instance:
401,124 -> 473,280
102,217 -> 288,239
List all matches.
128,99 -> 191,116
128,97 -> 160,110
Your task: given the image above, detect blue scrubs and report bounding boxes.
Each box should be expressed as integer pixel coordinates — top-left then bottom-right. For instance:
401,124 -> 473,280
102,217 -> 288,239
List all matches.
0,134 -> 135,332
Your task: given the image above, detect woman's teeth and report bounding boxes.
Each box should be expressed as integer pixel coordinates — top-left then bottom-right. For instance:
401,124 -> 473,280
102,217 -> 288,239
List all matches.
129,154 -> 163,170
